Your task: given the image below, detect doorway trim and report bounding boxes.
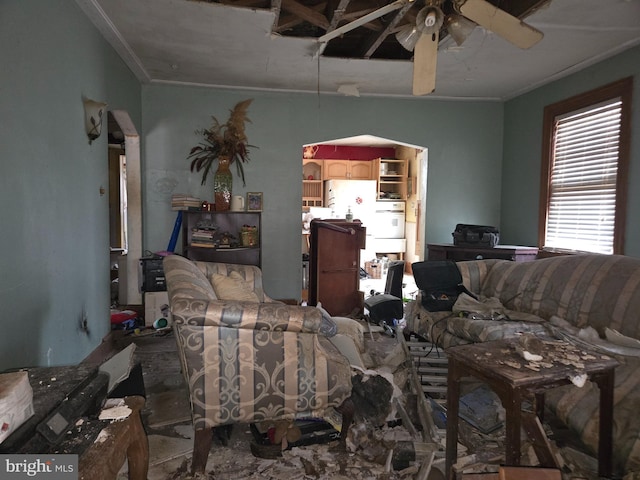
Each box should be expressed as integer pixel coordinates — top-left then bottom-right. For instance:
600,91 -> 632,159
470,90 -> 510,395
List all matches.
111,110 -> 142,306
302,134 -> 427,263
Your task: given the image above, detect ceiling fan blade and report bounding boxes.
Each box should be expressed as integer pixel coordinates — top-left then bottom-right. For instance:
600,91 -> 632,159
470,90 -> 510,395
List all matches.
413,31 -> 438,96
318,0 -> 408,44
459,0 -> 543,49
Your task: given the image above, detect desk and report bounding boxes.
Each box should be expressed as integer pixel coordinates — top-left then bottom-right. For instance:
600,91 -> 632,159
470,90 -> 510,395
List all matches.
427,243 -> 538,262
445,339 -> 618,479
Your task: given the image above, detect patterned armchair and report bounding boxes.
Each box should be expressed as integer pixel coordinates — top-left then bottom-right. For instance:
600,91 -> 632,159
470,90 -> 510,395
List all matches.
163,255 -> 353,473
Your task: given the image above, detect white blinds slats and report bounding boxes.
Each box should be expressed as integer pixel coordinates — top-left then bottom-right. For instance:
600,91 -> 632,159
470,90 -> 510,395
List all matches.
545,99 -> 621,254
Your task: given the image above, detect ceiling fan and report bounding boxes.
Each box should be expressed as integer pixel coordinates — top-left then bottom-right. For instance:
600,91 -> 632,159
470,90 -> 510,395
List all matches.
318,0 -> 544,96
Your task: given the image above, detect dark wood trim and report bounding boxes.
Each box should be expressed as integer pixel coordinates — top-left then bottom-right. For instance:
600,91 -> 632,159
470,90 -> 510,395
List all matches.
615,78 -> 633,254
538,102 -> 555,249
538,76 -> 633,255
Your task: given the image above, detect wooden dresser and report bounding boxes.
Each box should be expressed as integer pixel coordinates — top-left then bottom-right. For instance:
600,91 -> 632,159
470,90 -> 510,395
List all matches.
308,219 -> 367,316
427,243 -> 539,262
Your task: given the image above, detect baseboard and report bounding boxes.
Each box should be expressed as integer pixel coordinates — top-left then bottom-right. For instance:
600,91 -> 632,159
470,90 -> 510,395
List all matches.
82,330 -> 126,365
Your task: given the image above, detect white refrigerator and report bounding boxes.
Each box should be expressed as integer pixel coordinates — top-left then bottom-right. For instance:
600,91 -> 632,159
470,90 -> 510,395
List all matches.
324,179 -> 377,263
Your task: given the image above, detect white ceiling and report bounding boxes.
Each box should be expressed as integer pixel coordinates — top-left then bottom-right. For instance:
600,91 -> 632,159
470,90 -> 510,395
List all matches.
77,0 -> 640,100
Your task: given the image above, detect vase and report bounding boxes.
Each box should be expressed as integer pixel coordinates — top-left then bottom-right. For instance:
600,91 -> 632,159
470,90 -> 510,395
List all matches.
214,156 -> 232,211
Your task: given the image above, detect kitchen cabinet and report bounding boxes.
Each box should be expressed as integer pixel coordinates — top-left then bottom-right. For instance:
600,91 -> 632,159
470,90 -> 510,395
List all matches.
323,159 -> 373,180
182,211 -> 261,267
302,159 -> 323,208
375,158 -> 408,200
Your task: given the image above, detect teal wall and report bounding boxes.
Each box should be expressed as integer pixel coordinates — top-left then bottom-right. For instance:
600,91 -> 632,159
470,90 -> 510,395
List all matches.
502,46 -> 640,255
3,0 -> 636,369
0,0 -> 141,369
142,87 -> 503,298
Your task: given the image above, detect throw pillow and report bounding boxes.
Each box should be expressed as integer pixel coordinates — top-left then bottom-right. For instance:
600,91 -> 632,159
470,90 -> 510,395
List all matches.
315,302 -> 338,337
211,271 -> 260,302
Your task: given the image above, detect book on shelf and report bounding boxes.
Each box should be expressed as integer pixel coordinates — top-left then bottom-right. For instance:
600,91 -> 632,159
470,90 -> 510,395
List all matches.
172,194 -> 203,210
191,230 -> 215,238
172,205 -> 203,211
190,242 -> 215,248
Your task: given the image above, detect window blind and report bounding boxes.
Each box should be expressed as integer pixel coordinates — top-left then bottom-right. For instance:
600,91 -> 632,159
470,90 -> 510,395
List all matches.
546,99 -> 622,254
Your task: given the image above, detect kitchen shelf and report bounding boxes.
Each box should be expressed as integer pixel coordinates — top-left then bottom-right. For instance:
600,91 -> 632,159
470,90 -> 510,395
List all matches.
303,159 -> 324,208
375,158 -> 408,200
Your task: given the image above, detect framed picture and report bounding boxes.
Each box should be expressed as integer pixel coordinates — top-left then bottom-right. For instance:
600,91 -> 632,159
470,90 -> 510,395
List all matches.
246,192 -> 263,212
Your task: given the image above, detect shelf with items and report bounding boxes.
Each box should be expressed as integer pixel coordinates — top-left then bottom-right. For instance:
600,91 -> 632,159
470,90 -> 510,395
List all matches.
182,211 -> 261,267
303,159 -> 324,208
375,158 -> 408,200
322,159 -> 373,180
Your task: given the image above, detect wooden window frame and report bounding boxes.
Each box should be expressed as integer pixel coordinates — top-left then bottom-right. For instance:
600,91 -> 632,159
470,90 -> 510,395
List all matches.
538,77 -> 633,255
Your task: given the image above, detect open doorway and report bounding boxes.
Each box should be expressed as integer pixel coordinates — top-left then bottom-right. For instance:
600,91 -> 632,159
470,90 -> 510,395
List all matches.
109,142 -> 127,307
108,111 -> 142,309
301,135 -> 426,302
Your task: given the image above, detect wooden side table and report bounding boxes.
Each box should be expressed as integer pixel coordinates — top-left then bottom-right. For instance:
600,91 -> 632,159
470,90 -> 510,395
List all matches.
77,396 -> 149,480
0,366 -> 148,480
445,339 -> 618,479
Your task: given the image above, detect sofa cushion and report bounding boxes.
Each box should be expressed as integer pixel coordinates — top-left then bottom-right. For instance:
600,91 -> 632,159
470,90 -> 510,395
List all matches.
443,315 -> 548,344
314,303 -> 338,337
211,271 -> 260,302
478,255 -> 640,338
195,262 -> 266,302
198,301 -> 325,333
545,354 -> 640,476
163,255 -> 217,301
331,317 -> 366,353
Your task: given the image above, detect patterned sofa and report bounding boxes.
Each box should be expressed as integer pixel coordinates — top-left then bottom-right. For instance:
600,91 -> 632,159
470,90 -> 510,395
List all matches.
163,254 -> 353,473
407,254 -> 640,476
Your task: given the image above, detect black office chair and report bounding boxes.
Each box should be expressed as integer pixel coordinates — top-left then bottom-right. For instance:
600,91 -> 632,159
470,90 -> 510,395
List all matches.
364,260 -> 405,330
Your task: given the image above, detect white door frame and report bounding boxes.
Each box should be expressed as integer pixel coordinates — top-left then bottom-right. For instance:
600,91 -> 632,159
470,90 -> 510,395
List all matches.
111,110 -> 142,306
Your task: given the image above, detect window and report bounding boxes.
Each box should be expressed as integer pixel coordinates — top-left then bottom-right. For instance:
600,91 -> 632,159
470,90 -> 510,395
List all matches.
538,77 -> 632,255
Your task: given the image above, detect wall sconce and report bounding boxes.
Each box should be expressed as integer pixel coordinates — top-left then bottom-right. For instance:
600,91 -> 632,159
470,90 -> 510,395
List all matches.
83,97 -> 107,144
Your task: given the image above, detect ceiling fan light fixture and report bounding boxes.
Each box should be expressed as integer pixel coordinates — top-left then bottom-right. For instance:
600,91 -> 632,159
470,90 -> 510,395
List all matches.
416,6 -> 444,35
446,13 -> 476,46
395,25 -> 421,51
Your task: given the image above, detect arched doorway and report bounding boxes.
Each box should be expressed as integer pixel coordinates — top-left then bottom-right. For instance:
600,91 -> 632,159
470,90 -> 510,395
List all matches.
301,134 -> 427,301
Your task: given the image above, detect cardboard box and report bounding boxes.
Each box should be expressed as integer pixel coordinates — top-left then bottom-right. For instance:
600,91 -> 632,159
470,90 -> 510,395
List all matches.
364,260 -> 382,279
0,371 -> 34,444
144,291 -> 171,327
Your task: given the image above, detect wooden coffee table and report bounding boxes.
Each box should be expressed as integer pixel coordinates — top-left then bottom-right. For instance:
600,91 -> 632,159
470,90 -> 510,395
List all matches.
444,338 -> 618,479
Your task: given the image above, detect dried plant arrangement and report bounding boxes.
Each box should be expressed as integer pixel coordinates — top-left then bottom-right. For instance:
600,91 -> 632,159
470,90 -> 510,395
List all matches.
188,99 -> 254,186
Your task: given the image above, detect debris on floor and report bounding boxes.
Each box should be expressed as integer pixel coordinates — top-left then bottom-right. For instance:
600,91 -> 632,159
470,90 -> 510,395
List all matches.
116,327 -> 610,480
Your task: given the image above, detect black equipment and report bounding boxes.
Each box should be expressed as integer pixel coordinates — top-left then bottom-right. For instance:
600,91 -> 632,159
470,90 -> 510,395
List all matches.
412,260 -> 476,311
364,260 -> 405,332
452,224 -> 499,248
